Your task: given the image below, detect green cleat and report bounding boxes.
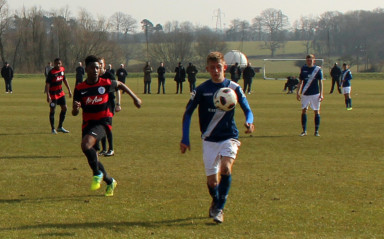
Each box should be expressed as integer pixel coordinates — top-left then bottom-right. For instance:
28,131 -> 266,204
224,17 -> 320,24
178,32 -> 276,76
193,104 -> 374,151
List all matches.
105,179 -> 117,196
90,172 -> 103,191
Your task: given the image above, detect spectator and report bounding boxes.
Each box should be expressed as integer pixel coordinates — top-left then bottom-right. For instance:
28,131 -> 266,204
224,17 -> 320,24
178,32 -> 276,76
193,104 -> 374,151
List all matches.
1,62 -> 14,94
283,76 -> 299,94
174,62 -> 186,94
143,61 -> 153,94
330,63 -> 342,94
242,62 -> 255,94
186,62 -> 198,93
107,64 -> 115,76
229,62 -> 241,83
75,62 -> 85,86
116,64 -> 128,84
157,62 -> 166,94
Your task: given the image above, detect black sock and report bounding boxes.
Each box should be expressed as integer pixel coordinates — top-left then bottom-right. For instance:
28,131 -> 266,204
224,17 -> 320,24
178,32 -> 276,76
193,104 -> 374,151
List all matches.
58,110 -> 66,128
83,148 -> 99,175
49,112 -> 55,129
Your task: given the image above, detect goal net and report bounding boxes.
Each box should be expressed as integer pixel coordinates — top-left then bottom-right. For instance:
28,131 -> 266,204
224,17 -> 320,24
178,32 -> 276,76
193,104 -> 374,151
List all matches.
263,58 -> 324,80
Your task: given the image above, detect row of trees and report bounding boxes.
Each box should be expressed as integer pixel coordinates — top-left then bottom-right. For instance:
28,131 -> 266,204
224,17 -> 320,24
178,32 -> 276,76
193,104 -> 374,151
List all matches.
0,0 -> 383,73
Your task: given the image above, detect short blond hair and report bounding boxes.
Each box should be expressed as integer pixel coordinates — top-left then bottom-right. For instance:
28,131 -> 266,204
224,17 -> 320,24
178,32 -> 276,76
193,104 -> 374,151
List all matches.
207,52 -> 225,65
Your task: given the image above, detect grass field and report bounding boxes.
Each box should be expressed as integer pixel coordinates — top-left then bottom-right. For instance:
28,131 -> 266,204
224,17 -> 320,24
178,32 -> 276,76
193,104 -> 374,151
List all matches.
1,73 -> 384,238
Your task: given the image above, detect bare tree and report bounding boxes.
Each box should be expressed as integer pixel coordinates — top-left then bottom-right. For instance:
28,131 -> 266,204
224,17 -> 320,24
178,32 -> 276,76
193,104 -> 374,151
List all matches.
0,0 -> 9,63
109,12 -> 137,40
293,16 -> 318,54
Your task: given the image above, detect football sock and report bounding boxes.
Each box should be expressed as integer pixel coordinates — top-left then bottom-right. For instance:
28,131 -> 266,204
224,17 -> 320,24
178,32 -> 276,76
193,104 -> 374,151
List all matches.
348,98 -> 352,108
49,112 -> 55,129
58,110 -> 66,128
101,137 -> 107,151
345,99 -> 348,108
315,114 -> 320,132
207,183 -> 219,206
217,174 -> 232,210
83,148 -> 99,175
98,161 -> 113,184
301,114 -> 307,132
106,130 -> 114,151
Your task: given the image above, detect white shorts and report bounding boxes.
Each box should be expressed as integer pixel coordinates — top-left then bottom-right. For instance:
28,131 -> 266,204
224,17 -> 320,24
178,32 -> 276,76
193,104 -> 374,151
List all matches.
342,87 -> 351,94
301,93 -> 321,111
202,139 -> 241,176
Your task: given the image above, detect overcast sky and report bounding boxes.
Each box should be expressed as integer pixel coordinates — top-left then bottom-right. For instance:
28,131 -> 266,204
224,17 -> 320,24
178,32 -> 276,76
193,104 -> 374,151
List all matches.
8,0 -> 384,30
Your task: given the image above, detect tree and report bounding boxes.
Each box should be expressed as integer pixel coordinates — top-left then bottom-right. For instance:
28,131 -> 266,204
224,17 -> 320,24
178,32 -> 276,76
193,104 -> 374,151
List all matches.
293,16 -> 318,54
109,12 -> 137,40
258,8 -> 289,57
0,0 -> 9,64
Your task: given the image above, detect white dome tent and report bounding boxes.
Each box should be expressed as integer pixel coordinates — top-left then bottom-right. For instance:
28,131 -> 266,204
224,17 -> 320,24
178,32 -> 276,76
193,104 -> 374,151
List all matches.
224,50 -> 248,67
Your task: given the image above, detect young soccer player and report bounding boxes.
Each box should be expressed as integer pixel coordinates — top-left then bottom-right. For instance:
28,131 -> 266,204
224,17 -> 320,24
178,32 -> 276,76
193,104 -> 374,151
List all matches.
341,63 -> 353,110
296,54 -> 324,137
45,58 -> 72,134
72,55 -> 141,196
180,51 -> 254,224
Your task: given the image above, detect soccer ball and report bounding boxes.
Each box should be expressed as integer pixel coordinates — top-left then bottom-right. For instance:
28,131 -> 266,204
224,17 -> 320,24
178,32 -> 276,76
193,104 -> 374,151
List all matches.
213,87 -> 238,111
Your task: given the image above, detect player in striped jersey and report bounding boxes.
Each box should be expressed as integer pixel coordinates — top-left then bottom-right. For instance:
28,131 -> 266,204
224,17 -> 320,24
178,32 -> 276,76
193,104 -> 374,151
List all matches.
45,58 -> 72,134
180,52 -> 254,223
72,55 -> 141,196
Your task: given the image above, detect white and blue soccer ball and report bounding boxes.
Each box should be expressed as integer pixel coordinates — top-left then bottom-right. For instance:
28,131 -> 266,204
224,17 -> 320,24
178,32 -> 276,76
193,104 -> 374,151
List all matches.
213,87 -> 238,111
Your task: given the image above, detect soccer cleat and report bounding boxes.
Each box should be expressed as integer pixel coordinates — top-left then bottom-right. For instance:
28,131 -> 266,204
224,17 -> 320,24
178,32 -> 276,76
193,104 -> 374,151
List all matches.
51,129 -> 57,134
300,131 -> 307,136
347,107 -> 353,111
98,150 -> 107,156
105,179 -> 117,196
90,172 -> 103,191
314,131 -> 320,137
57,127 -> 70,133
104,150 -> 114,157
212,209 -> 224,224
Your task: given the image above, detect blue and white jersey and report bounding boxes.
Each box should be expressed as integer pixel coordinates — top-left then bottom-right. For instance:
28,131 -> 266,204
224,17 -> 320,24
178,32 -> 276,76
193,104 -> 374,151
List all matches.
299,65 -> 323,95
341,69 -> 352,87
181,78 -> 253,145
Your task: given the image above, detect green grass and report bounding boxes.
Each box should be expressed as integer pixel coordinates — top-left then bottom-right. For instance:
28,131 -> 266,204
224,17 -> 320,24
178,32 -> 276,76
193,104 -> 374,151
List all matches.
1,74 -> 384,238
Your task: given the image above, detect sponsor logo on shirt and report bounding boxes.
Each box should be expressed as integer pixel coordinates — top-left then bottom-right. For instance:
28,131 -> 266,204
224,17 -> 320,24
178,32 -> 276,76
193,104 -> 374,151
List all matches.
86,96 -> 103,105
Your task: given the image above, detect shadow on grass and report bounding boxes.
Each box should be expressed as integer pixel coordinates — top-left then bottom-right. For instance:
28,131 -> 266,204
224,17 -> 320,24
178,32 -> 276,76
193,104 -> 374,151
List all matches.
0,194 -> 103,204
1,216 -> 208,231
239,135 -> 292,139
0,155 -> 76,160
0,132 -> 53,136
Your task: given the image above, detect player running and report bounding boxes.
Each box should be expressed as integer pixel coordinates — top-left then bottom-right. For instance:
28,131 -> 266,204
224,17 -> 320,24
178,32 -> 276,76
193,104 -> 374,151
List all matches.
296,54 -> 324,137
180,51 -> 254,224
72,55 -> 141,196
45,58 -> 72,134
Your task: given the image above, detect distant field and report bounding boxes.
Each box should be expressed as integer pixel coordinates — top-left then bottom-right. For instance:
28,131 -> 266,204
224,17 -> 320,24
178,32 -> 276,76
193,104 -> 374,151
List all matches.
0,74 -> 384,238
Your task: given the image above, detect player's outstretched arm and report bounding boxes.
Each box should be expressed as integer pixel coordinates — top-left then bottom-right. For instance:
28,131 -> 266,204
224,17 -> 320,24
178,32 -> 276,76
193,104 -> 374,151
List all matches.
117,81 -> 141,108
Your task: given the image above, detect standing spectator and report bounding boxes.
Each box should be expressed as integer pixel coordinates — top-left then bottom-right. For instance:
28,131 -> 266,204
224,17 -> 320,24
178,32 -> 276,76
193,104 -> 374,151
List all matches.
143,61 -> 153,94
116,64 -> 128,84
157,62 -> 166,94
1,62 -> 14,93
72,55 -> 142,197
229,62 -> 241,83
44,62 -> 53,93
45,58 -> 72,134
341,63 -> 353,110
107,64 -> 115,76
180,51 -> 254,224
330,63 -> 342,94
186,62 -> 198,93
75,62 -> 85,86
242,62 -> 255,94
296,54 -> 324,137
174,62 -> 186,94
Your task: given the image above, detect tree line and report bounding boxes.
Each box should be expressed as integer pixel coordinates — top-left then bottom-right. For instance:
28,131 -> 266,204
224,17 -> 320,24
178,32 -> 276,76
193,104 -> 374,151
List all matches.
0,0 -> 383,73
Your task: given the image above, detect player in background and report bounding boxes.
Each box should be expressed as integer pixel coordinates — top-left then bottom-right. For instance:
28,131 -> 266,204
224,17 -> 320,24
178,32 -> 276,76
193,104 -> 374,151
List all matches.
45,58 -> 72,134
72,55 -> 141,196
180,51 -> 254,224
296,54 -> 324,137
98,58 -> 121,157
341,63 -> 353,110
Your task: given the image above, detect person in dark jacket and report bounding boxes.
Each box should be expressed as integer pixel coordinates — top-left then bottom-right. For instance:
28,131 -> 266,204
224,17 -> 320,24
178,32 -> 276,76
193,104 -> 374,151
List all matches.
116,64 -> 128,84
186,62 -> 198,93
229,62 -> 241,83
242,63 -> 255,94
330,63 -> 342,94
157,62 -> 166,94
143,61 -> 153,94
174,62 -> 186,94
75,62 -> 85,86
1,62 -> 14,93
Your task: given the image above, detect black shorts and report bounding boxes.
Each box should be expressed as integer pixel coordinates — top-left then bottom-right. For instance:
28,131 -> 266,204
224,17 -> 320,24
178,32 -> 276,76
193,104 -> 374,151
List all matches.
82,124 -> 108,141
50,96 -> 66,108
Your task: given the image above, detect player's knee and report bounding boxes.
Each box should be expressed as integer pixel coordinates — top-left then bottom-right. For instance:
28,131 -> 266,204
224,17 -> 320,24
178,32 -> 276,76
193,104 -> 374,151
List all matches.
220,166 -> 232,175
207,179 -> 218,188
81,141 -> 93,152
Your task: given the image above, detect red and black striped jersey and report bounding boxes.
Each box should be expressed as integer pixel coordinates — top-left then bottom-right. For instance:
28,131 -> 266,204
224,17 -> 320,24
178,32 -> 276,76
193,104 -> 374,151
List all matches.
46,66 -> 66,100
74,78 -> 117,130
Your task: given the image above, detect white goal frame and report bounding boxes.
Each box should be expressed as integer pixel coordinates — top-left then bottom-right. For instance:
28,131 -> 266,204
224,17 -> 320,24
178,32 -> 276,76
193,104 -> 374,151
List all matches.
263,58 -> 324,80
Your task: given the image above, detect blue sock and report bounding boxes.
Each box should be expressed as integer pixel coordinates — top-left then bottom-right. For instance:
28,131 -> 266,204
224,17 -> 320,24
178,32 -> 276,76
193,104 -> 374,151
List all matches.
345,99 -> 348,108
217,174 -> 232,210
315,114 -> 320,132
301,114 -> 307,132
348,98 -> 352,108
207,184 -> 219,206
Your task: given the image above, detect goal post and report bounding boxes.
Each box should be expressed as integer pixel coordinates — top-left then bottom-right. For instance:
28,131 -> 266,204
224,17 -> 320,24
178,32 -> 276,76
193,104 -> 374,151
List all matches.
263,58 -> 324,80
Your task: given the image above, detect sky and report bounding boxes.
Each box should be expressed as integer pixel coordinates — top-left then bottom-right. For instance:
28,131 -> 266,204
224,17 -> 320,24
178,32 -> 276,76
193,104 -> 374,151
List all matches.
7,0 -> 384,30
